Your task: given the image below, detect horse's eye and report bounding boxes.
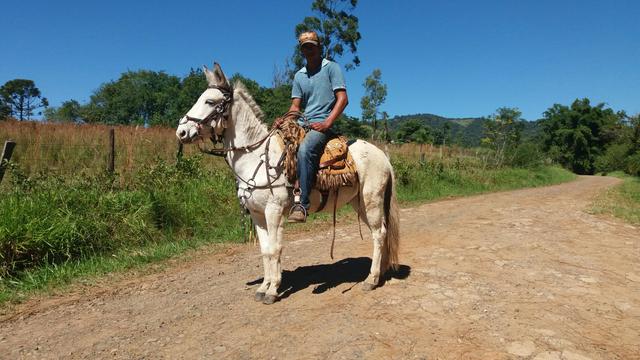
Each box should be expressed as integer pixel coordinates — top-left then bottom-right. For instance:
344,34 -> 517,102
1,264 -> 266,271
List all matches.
205,99 -> 216,105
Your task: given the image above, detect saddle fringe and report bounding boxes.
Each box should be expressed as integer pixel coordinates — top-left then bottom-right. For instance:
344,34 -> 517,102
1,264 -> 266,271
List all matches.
278,119 -> 306,184
277,119 -> 357,192
315,171 -> 357,192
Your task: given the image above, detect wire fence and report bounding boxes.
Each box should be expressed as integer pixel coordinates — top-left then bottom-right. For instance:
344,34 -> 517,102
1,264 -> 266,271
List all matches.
0,121 -> 231,188
0,120 -> 489,188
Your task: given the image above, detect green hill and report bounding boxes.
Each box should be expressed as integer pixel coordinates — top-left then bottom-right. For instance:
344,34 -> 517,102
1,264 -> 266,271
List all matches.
389,113 -> 541,147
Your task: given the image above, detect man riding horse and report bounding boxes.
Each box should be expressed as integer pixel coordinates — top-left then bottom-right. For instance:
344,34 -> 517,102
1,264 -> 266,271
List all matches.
176,34 -> 399,304
274,31 -> 349,223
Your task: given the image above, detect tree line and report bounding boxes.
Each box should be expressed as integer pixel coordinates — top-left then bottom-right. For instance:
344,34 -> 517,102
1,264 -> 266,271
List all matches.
1,0 -> 638,177
2,70 -> 637,177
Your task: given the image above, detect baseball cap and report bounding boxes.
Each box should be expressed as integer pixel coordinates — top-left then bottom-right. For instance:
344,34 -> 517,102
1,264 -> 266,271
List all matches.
298,31 -> 320,47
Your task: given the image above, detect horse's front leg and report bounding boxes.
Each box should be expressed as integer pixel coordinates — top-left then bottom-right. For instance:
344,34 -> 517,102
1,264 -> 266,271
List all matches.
259,203 -> 285,305
253,221 -> 270,302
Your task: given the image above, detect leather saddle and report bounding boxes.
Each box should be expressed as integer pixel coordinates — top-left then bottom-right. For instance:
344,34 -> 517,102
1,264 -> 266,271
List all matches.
275,121 -> 357,192
315,136 -> 357,191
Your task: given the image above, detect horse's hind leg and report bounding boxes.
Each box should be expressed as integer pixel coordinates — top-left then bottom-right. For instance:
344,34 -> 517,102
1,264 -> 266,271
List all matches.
355,185 -> 387,291
364,209 -> 386,291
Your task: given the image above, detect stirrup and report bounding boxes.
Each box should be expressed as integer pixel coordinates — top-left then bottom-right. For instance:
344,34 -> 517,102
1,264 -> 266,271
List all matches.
288,186 -> 307,222
287,203 -> 308,223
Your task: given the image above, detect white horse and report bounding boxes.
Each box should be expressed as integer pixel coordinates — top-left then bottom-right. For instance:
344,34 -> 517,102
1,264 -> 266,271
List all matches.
176,63 -> 399,304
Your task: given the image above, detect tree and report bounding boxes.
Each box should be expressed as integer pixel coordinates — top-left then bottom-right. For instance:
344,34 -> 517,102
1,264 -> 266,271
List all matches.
272,60 -> 292,88
333,114 -> 369,138
44,99 -> 82,122
630,114 -> 640,153
230,73 -> 292,124
481,107 -> 524,167
393,118 -> 433,143
434,122 -> 451,146
381,111 -> 390,142
175,68 -> 209,117
292,0 -> 361,72
0,79 -> 49,121
625,114 -> 640,175
0,99 -> 10,120
540,98 -> 621,174
81,70 -> 182,126
360,69 -> 387,141
413,126 -> 433,161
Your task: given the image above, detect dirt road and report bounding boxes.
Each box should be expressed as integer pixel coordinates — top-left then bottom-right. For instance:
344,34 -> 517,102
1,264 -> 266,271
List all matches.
1,176 -> 638,359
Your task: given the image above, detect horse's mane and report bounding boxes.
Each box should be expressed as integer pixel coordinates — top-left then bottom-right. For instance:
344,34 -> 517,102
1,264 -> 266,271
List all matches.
233,80 -> 268,138
233,80 -> 265,121
231,80 -> 269,140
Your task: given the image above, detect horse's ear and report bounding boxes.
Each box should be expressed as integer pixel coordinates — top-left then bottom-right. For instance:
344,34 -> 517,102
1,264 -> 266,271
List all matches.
203,65 -> 215,85
212,62 -> 229,86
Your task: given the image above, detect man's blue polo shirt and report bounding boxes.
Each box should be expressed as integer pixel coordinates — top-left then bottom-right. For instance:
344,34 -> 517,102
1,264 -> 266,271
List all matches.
291,58 -> 346,123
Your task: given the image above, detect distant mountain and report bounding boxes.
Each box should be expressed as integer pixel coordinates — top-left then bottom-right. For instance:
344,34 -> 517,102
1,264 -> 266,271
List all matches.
389,113 -> 486,146
389,113 -> 541,147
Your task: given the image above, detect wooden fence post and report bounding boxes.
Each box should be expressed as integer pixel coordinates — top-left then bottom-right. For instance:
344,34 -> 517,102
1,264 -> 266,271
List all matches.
108,128 -> 115,173
176,141 -> 183,161
0,140 -> 16,184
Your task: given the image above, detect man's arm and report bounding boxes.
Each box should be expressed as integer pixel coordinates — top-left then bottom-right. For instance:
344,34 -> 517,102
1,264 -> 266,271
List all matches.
289,97 -> 302,113
273,98 -> 302,128
310,89 -> 348,133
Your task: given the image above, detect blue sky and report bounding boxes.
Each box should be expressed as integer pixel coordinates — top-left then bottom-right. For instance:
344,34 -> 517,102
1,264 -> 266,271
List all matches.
2,0 -> 638,120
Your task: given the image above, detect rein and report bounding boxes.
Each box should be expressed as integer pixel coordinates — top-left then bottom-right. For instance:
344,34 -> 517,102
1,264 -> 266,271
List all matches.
196,110 -> 309,157
196,128 -> 276,158
190,101 -> 308,193
186,97 -> 358,257
194,108 -> 310,191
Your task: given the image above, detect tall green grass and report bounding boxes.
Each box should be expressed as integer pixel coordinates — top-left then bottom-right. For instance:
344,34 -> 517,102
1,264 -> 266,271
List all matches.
392,157 -> 575,203
592,172 -> 640,225
0,155 -> 576,305
0,156 -> 243,303
0,121 -> 577,305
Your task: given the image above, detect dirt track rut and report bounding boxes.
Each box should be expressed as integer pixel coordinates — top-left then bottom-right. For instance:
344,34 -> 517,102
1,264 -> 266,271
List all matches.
1,176 -> 639,359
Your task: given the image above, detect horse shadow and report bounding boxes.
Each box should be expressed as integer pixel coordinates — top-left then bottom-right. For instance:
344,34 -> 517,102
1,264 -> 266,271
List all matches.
246,257 -> 411,300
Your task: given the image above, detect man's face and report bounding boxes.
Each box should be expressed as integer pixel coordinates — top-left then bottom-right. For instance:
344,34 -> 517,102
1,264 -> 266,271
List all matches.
300,43 -> 320,60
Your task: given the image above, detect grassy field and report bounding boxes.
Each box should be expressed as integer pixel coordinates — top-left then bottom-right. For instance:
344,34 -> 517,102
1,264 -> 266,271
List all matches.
591,172 -> 640,225
0,120 -> 576,305
0,120 -> 211,189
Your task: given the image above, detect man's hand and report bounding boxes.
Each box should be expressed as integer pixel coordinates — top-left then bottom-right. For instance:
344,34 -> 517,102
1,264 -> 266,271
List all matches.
310,120 -> 331,133
272,117 -> 285,129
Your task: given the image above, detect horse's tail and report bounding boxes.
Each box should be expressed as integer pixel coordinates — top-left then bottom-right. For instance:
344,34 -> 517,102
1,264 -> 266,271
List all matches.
382,169 -> 400,272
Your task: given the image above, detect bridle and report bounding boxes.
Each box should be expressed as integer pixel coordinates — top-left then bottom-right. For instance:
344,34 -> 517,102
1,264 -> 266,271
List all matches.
183,84 -> 234,143
183,83 -> 283,160
182,83 -> 288,191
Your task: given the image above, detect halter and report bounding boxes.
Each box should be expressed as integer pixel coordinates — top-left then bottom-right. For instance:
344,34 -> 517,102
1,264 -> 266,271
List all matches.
182,83 -> 286,190
184,84 -> 234,143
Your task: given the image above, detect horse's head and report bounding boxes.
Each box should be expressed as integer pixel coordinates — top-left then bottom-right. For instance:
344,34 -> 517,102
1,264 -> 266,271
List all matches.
176,62 -> 233,143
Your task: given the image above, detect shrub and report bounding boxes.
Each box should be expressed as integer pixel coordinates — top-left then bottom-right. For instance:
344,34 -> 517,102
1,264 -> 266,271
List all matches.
508,142 -> 544,168
624,152 -> 640,176
390,157 -> 416,186
0,156 -> 241,278
595,143 -> 632,174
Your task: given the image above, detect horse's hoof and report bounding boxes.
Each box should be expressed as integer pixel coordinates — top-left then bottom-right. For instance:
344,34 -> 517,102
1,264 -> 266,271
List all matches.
262,295 -> 278,305
362,282 -> 377,292
254,292 -> 265,302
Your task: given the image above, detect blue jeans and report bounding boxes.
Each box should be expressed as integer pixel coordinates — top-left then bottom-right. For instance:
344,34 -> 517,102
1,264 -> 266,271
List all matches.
297,129 -> 333,210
